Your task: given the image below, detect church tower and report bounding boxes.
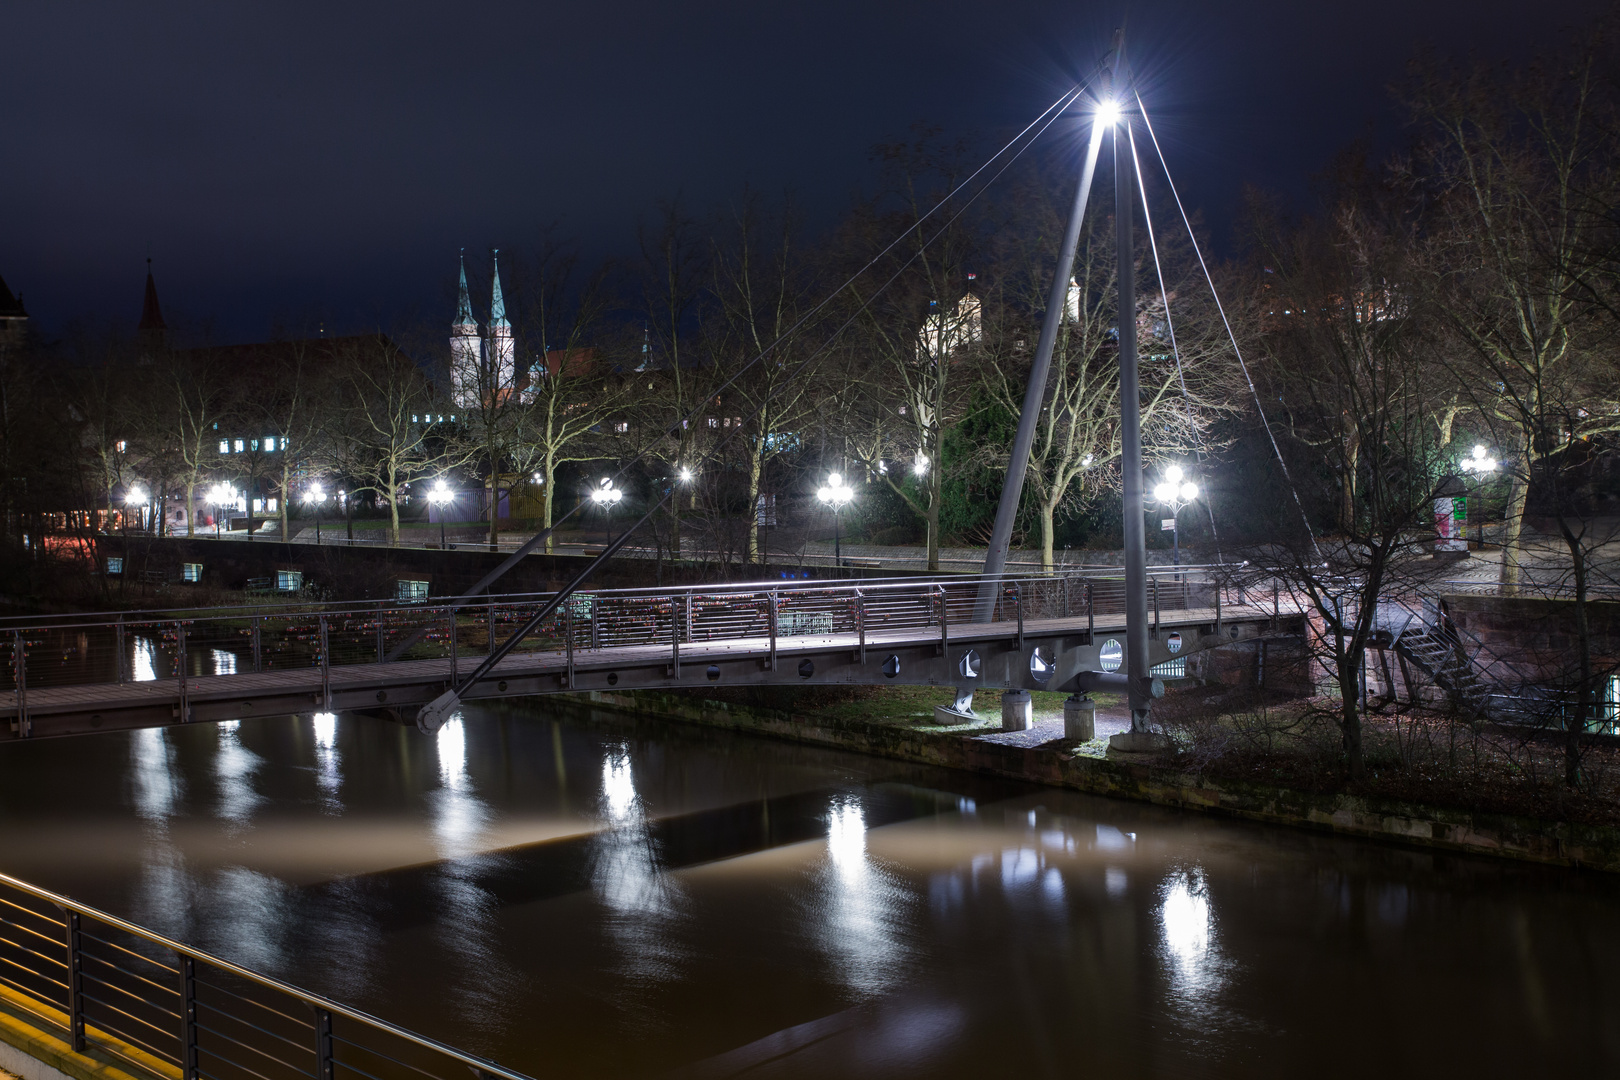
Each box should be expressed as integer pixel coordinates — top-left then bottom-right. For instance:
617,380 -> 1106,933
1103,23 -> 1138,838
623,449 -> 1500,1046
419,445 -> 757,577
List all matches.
486,249 -> 515,397
450,251 -> 482,408
137,259 -> 167,357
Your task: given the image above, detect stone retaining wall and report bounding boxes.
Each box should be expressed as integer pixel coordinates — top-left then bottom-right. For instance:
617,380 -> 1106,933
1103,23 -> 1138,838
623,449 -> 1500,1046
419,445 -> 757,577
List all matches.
558,688 -> 1620,874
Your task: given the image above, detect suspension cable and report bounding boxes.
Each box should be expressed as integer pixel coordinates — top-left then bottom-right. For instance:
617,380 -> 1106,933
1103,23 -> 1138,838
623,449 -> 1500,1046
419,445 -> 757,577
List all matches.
1124,118 -> 1222,559
1132,87 -> 1322,561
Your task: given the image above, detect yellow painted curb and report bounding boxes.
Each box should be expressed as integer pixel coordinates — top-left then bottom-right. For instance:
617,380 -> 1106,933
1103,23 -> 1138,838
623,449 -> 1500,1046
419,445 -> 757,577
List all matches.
0,984 -> 177,1080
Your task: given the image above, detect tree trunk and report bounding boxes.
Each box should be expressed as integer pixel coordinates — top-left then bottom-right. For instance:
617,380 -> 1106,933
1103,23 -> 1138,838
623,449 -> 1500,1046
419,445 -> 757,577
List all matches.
279,461 -> 290,540
1499,450 -> 1529,589
542,455 -> 555,555
1561,519 -> 1590,788
184,480 -> 196,536
1040,500 -> 1056,572
1339,648 -> 1365,779
386,463 -> 400,545
746,438 -> 764,564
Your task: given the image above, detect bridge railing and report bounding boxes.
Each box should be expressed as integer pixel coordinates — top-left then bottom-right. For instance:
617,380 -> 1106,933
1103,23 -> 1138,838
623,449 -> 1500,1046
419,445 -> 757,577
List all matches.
0,567 -> 1248,707
0,870 -> 532,1080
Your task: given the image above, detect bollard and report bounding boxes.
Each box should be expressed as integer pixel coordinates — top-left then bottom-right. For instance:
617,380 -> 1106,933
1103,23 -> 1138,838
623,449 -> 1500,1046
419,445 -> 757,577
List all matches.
1000,689 -> 1033,732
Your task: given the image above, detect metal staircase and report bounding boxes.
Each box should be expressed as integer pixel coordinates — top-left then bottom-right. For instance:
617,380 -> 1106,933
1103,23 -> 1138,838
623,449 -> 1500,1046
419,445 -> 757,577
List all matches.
1389,608 -> 1495,717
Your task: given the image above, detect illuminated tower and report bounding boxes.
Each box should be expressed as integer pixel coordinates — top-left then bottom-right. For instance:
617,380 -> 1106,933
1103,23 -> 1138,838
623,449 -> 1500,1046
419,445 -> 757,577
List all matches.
486,249 -> 515,397
450,252 -> 481,408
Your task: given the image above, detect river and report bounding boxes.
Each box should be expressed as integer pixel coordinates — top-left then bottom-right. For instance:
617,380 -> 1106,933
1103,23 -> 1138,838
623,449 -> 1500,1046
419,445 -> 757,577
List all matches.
0,704 -> 1615,1078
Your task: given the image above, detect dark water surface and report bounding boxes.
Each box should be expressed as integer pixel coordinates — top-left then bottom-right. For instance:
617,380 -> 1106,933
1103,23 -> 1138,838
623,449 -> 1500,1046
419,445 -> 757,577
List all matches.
0,705 -> 1616,1078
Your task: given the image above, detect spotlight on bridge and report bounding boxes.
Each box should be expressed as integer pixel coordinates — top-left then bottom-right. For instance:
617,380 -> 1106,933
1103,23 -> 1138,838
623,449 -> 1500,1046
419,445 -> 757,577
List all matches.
1096,99 -> 1122,126
882,655 -> 900,678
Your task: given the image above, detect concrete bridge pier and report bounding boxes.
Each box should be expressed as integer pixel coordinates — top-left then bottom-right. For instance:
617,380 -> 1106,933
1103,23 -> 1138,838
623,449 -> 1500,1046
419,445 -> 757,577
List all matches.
1001,690 -> 1033,731
1064,695 -> 1095,741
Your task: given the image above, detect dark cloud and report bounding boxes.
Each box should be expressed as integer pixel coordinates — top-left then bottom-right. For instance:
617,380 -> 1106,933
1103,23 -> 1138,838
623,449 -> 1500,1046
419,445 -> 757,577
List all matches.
1,0 -> 1603,341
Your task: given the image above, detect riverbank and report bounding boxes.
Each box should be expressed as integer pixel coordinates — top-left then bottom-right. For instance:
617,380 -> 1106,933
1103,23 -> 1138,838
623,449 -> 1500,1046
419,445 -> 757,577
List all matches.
558,685 -> 1620,873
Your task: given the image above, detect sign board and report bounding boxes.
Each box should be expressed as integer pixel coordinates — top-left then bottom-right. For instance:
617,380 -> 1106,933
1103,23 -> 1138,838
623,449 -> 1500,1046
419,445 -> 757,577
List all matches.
1161,518 -> 1176,531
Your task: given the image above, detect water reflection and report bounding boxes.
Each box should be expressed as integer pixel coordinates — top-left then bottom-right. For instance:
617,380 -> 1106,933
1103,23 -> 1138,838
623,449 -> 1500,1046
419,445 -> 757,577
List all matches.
211,648 -> 236,675
591,745 -> 687,990
132,637 -> 157,682
130,727 -> 177,823
430,716 -> 488,859
312,713 -> 341,809
813,795 -> 909,1000
1160,866 -> 1224,1009
215,719 -> 263,825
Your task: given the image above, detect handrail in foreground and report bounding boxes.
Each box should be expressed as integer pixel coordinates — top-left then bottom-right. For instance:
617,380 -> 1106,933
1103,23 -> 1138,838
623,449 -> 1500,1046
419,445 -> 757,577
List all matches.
0,869 -> 532,1080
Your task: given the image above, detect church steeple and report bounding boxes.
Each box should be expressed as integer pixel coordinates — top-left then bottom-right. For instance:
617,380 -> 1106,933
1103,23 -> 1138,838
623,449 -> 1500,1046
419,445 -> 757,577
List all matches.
0,271 -> 26,351
486,249 -> 514,393
137,260 -> 166,355
449,250 -> 483,408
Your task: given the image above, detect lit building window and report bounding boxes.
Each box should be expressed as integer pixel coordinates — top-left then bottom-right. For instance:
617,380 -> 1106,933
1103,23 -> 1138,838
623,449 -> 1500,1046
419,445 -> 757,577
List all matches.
276,570 -> 303,591
219,439 -> 230,454
614,421 -> 629,433
106,557 -> 123,575
233,439 -> 245,453
250,439 -> 259,452
707,418 -> 719,429
396,579 -> 430,601
115,440 -> 127,453
412,414 -> 419,423
182,563 -> 203,583
266,497 -> 279,512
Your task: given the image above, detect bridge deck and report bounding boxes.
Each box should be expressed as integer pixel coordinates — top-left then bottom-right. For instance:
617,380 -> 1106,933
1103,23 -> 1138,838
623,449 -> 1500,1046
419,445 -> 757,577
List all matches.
6,601 -> 1294,738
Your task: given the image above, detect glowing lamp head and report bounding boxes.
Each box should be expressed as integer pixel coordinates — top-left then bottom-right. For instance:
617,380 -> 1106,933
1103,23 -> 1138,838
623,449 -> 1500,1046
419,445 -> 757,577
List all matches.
305,483 -> 325,504
125,486 -> 147,506
1096,99 -> 1122,126
678,467 -> 693,482
1153,481 -> 1175,503
1180,482 -> 1199,501
1165,464 -> 1184,483
912,450 -> 929,476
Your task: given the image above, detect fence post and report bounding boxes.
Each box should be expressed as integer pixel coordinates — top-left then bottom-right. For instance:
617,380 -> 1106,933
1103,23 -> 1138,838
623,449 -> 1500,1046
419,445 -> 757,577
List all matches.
176,622 -> 189,722
855,589 -> 866,665
1087,582 -> 1095,643
590,596 -> 600,651
318,615 -> 331,711
179,956 -> 198,1079
1013,585 -> 1024,650
488,596 -> 496,656
1152,578 -> 1160,637
671,594 -> 681,678
315,1006 -> 334,1080
937,585 -> 948,656
252,617 -> 263,673
767,590 -> 777,671
447,607 -> 458,687
1215,588 -> 1223,639
116,617 -> 126,684
565,602 -> 574,690
65,910 -> 85,1051
375,617 -> 384,665
13,631 -> 27,739
1273,580 -> 1280,631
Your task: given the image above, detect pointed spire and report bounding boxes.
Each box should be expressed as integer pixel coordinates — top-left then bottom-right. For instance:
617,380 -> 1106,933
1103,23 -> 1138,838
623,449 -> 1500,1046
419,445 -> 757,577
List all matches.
455,249 -> 477,327
489,248 -> 509,329
138,258 -> 166,332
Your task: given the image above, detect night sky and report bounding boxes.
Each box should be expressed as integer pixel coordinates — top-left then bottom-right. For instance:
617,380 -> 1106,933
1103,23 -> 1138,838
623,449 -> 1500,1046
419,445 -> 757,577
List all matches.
3,1 -> 1605,344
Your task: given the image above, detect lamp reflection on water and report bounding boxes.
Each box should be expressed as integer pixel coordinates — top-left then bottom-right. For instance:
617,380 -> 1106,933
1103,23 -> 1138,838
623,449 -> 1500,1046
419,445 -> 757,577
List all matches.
132,637 -> 157,682
312,713 -> 340,806
816,795 -> 908,999
592,746 -> 686,987
431,715 -> 488,859
1159,867 -> 1223,1005
215,717 -> 262,824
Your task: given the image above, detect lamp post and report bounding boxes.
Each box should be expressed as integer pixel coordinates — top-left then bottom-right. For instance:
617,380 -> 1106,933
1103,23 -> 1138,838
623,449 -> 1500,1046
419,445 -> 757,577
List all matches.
123,486 -> 147,538
1150,464 -> 1200,566
427,479 -> 455,548
303,483 -> 327,545
817,472 -> 854,567
1459,444 -> 1498,549
591,477 -> 623,546
207,482 -> 237,539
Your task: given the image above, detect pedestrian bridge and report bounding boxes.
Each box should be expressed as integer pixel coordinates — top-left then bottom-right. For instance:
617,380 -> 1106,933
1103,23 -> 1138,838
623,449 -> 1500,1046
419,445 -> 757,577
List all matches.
1,567 -> 1303,740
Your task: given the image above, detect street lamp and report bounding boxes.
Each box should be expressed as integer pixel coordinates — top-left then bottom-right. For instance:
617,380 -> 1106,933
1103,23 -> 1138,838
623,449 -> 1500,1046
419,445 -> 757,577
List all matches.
427,478 -> 455,548
1460,444 -> 1498,548
591,477 -> 623,546
1150,464 -> 1200,566
207,482 -> 237,538
303,483 -> 328,545
123,486 -> 147,537
816,472 -> 855,567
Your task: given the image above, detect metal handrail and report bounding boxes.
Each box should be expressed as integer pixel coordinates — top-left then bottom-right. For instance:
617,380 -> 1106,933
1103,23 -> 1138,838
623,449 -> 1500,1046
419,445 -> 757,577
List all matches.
0,565 -> 1243,634
0,869 -> 533,1080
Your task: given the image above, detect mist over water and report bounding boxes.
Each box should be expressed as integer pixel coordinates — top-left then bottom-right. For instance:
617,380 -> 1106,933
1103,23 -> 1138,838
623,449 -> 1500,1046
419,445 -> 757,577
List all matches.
1,705 -> 1616,1078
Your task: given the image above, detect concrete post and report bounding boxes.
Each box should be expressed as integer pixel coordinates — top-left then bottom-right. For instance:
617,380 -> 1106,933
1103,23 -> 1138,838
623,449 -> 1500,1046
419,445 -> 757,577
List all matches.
1064,695 -> 1096,741
1001,689 -> 1033,731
